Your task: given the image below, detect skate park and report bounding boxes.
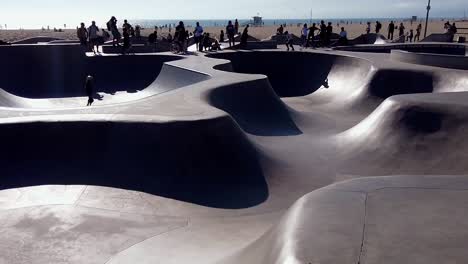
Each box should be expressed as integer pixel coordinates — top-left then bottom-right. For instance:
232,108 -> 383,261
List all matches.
0,38 -> 467,264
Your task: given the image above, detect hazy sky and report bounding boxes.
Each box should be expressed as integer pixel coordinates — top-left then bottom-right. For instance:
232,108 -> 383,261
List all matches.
0,0 -> 466,28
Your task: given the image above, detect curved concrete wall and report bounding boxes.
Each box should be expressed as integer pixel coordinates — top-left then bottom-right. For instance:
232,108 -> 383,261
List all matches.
208,51 -> 372,98
0,44 -> 181,98
335,43 -> 466,55
390,49 -> 468,70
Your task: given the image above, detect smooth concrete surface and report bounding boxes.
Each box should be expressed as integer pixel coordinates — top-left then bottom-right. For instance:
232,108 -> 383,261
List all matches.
391,49 -> 468,70
334,42 -> 467,55
0,44 -> 467,263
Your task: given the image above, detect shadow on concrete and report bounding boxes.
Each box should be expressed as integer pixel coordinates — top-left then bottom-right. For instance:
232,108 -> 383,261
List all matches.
208,51 -> 333,97
368,70 -> 434,99
209,79 -> 302,136
0,117 -> 268,209
0,45 -> 181,98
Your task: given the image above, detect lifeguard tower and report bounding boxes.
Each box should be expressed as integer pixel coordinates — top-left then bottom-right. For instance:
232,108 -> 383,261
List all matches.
252,16 -> 263,27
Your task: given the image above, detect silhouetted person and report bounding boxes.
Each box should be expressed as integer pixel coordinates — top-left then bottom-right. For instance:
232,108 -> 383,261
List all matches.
226,21 -> 235,47
77,23 -> 88,47
85,75 -> 95,106
122,28 -> 131,54
175,21 -> 187,53
277,25 -> 284,35
234,19 -> 239,34
220,30 -> 225,42
375,21 -> 382,33
285,31 -> 294,51
366,22 -> 371,34
388,21 -> 395,40
338,27 -> 348,45
211,39 -> 221,51
450,23 -> 457,42
135,25 -> 141,40
203,33 -> 213,51
415,23 -> 422,41
399,23 -> 405,40
326,22 -> 333,46
123,19 -> 132,32
240,25 -> 249,48
444,21 -> 451,33
194,22 -> 204,51
307,23 -> 319,48
108,16 -> 121,47
319,20 -> 326,47
301,24 -> 308,48
148,27 -> 158,50
407,29 -> 414,42
88,21 -> 100,53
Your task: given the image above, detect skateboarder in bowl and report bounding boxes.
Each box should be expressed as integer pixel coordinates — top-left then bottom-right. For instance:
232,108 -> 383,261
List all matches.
85,75 -> 95,106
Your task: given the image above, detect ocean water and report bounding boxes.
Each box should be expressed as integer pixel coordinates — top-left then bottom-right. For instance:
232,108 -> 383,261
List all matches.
129,18 -> 421,28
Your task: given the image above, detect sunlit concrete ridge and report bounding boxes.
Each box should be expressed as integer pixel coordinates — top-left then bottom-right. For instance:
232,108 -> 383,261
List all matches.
0,38 -> 467,264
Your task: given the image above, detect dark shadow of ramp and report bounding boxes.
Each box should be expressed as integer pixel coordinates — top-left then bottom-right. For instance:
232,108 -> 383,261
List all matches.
0,45 -> 181,98
208,51 -> 333,97
368,69 -> 434,99
0,117 -> 268,209
209,79 -> 302,136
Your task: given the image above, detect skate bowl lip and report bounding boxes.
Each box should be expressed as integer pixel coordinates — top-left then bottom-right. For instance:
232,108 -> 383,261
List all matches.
390,49 -> 468,70
0,51 -> 212,110
333,42 -> 467,54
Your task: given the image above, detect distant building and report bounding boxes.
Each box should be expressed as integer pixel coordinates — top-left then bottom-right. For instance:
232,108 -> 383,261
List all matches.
252,16 -> 263,27
411,16 -> 418,22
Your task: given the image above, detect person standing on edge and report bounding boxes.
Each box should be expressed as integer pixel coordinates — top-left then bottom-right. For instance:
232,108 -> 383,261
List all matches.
388,21 -> 395,40
399,22 -> 405,41
375,21 -> 382,33
240,25 -> 249,48
366,22 -> 371,34
415,23 -> 422,41
88,21 -> 100,54
220,30 -> 225,42
175,21 -> 186,54
407,29 -> 414,42
300,24 -> 308,49
194,22 -> 204,51
77,23 -> 88,47
234,19 -> 239,34
308,23 -> 319,48
319,20 -> 326,47
123,20 -> 132,32
449,23 -> 457,42
122,27 -> 131,54
135,25 -> 141,40
85,75 -> 95,106
226,21 -> 235,47
108,16 -> 121,47
326,22 -> 333,46
285,31 -> 294,51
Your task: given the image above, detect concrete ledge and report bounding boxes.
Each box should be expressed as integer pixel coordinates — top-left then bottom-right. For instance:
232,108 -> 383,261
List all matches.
335,42 -> 466,55
390,49 -> 468,70
240,41 -> 278,50
102,43 -> 171,54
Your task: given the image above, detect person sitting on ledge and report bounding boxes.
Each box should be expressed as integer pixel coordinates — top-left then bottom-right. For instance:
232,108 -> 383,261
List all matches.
240,25 -> 249,49
211,39 -> 222,51
338,27 -> 348,46
277,25 -> 284,35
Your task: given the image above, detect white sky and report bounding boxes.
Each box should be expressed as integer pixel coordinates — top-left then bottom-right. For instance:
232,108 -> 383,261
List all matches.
0,0 -> 466,28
